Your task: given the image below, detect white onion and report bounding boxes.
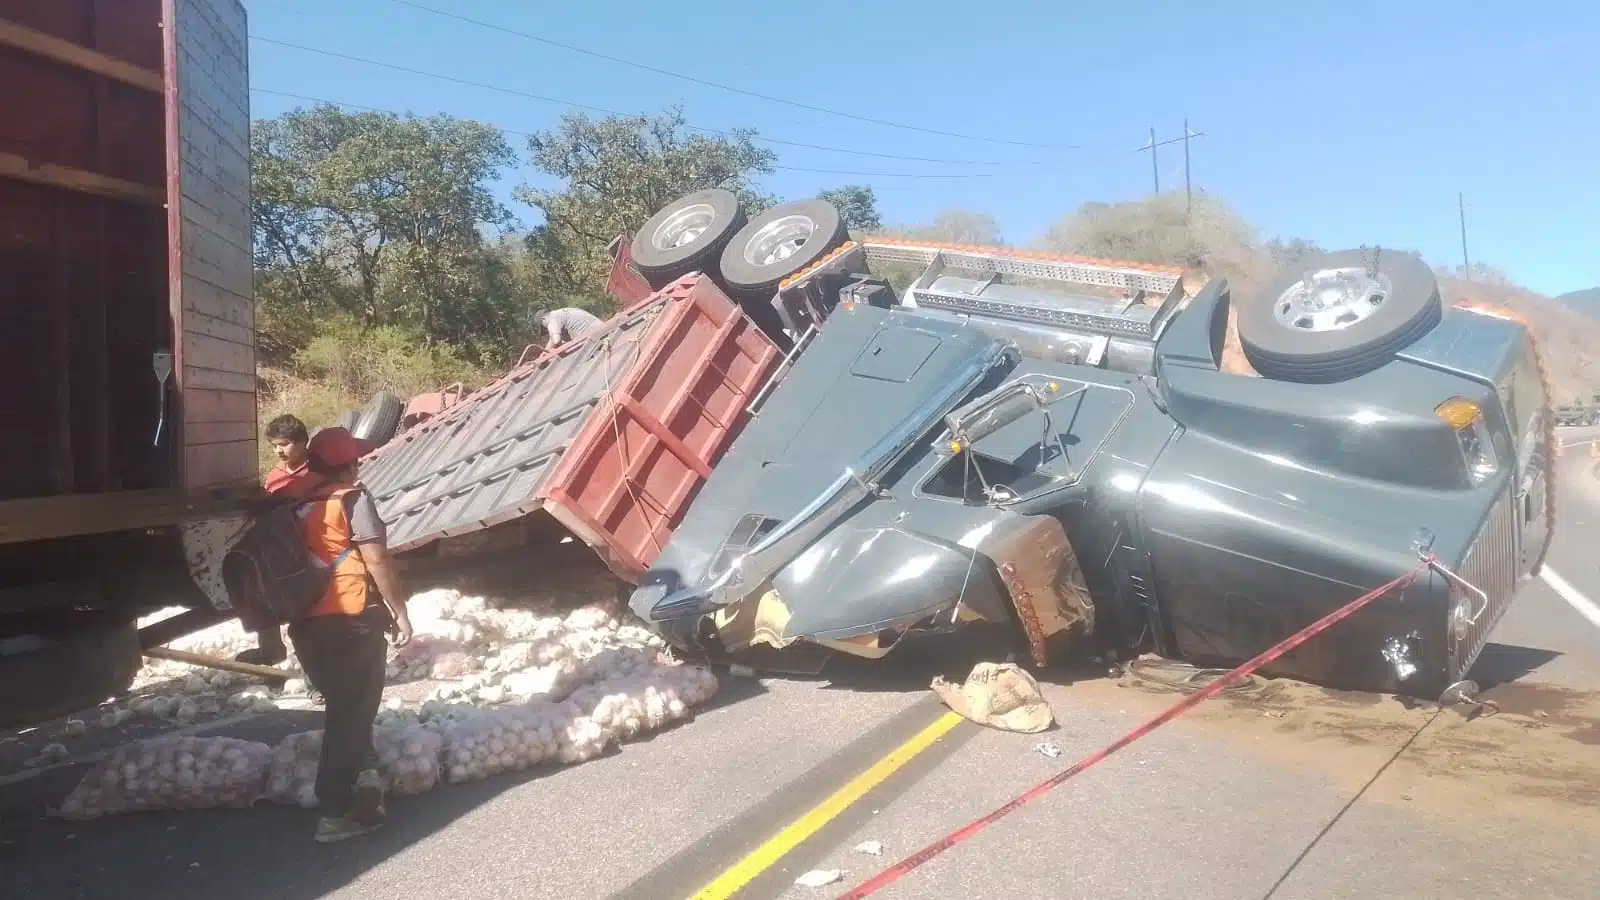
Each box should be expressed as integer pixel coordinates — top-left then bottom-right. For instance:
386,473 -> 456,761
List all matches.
98,708 -> 134,730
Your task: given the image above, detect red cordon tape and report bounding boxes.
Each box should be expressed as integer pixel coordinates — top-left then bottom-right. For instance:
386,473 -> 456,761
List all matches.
837,561 -> 1431,899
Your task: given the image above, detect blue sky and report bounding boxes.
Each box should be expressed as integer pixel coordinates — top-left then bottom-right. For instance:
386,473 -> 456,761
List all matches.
244,0 -> 1599,296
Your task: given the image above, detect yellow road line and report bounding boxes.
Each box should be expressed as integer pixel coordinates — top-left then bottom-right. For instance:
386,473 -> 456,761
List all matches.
688,710 -> 965,900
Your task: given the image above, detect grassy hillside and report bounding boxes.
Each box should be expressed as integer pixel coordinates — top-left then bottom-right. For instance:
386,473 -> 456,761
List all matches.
1556,287 -> 1600,320
1440,278 -> 1600,403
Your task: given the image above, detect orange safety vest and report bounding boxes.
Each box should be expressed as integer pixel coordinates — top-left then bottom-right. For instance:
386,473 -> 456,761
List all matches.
296,484 -> 373,618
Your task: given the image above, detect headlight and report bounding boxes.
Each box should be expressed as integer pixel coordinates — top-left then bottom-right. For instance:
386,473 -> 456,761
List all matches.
1436,397 -> 1500,485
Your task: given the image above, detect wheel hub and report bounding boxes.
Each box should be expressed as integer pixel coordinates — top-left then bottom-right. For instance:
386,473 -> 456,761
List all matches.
1273,266 -> 1389,333
653,203 -> 716,250
743,214 -> 816,266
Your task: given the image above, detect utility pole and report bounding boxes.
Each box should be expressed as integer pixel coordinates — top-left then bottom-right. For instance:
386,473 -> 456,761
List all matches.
1181,119 -> 1203,215
1136,126 -> 1161,194
1458,192 -> 1471,277
1137,124 -> 1206,204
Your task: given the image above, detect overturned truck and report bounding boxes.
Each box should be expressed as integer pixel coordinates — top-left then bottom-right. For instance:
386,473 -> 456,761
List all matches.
625,193 -> 1555,699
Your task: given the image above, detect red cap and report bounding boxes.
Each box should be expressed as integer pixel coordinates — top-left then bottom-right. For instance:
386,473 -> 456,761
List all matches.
308,426 -> 376,469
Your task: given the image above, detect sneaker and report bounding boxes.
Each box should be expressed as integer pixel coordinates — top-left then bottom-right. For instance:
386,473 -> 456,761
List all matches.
235,646 -> 288,666
347,769 -> 387,826
314,815 -> 383,844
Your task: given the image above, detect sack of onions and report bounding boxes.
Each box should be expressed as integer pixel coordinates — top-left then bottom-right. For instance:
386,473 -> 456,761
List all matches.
52,736 -> 273,820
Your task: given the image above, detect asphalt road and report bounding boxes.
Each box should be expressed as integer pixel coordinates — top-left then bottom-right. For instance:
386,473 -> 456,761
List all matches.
4,433 -> 1599,900
1491,425 -> 1600,687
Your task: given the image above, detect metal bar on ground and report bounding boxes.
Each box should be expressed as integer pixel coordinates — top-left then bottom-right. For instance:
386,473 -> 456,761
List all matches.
144,646 -> 289,682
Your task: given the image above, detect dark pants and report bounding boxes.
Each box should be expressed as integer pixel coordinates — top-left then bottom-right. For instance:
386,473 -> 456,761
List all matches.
288,609 -> 387,817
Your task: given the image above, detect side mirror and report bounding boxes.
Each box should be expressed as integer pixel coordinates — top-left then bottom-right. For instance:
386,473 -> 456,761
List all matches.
943,374 -> 1081,449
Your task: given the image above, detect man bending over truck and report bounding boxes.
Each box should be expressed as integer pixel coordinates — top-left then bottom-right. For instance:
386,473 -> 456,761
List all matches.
542,306 -> 603,349
293,425 -> 414,843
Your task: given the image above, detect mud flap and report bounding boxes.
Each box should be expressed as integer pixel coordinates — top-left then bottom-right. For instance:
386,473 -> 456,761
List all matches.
181,513 -> 253,612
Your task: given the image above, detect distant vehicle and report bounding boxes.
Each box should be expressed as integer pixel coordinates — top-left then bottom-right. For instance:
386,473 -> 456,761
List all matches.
625,190 -> 1554,701
1553,394 -> 1600,427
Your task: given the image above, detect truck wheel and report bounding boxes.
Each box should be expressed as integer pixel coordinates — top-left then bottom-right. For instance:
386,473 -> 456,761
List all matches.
335,409 -> 360,431
630,189 -> 747,289
0,614 -> 141,729
352,391 -> 404,446
719,198 -> 849,303
1237,248 -> 1441,383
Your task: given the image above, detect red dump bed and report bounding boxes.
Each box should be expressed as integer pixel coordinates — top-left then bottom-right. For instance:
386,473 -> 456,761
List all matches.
358,275 -> 782,580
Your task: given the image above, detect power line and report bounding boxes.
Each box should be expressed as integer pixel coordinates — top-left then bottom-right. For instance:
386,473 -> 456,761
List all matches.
249,88 -> 1006,179
249,36 -> 1049,168
383,0 -> 1065,150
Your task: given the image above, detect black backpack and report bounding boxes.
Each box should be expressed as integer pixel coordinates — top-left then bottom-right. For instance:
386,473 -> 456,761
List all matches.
222,492 -> 355,626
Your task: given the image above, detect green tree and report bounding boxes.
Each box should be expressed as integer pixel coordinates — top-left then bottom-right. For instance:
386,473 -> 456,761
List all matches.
515,106 -> 777,307
250,104 -> 518,355
818,184 -> 882,231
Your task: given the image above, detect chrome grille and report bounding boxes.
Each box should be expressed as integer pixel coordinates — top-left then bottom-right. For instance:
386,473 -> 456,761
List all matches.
1450,490 -> 1518,678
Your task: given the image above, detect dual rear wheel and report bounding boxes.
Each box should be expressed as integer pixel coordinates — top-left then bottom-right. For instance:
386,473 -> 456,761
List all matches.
630,191 -> 851,340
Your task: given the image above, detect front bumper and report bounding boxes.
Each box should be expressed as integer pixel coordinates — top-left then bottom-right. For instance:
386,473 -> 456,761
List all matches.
632,512 -> 1098,666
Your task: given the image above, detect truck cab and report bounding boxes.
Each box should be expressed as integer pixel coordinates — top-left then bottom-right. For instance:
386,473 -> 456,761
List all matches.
628,238 -> 1552,699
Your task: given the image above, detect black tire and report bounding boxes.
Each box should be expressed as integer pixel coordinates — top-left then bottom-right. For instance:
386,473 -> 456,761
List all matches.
719,198 -> 850,303
352,391 -> 404,446
1238,248 -> 1442,383
630,189 -> 748,289
0,614 -> 141,729
335,409 -> 360,431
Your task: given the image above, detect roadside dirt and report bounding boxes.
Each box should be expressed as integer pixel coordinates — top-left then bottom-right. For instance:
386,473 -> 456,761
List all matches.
1066,671 -> 1600,838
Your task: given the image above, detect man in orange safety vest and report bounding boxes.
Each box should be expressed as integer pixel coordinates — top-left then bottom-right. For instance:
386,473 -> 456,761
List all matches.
291,426 -> 413,843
